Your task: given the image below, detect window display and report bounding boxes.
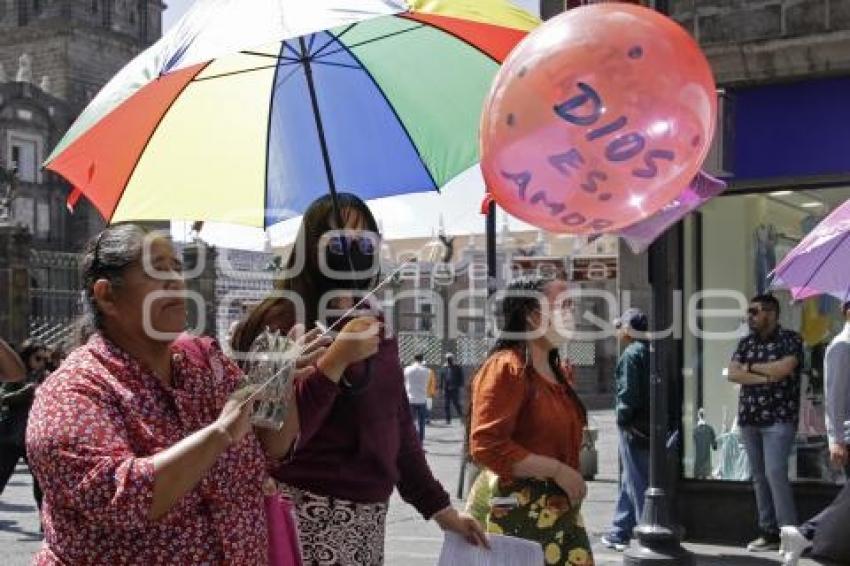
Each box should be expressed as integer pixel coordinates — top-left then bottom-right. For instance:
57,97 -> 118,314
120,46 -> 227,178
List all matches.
682,186 -> 850,484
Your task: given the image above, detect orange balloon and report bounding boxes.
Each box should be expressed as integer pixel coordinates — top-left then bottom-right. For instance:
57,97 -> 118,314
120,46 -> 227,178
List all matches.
480,3 -> 717,235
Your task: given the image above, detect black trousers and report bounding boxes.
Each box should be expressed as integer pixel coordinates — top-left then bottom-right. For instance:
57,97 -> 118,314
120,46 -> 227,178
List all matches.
444,389 -> 463,424
0,443 -> 43,510
799,463 -> 850,541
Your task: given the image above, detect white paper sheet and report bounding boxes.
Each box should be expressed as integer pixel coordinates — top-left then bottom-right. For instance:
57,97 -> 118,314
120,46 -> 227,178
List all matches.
437,532 -> 544,566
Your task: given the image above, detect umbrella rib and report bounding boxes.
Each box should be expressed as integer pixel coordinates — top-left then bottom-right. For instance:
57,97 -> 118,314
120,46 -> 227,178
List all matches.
322,30 -> 439,193
396,14 -> 503,64
797,230 -> 850,298
311,23 -> 359,59
109,62 -> 212,221
315,24 -> 426,59
311,60 -> 363,71
282,40 -> 301,60
193,61 -> 299,82
263,41 -> 289,230
242,50 -> 300,63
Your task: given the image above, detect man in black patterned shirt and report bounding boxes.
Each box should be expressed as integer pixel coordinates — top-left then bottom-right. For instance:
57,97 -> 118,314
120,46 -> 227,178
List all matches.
728,294 -> 803,553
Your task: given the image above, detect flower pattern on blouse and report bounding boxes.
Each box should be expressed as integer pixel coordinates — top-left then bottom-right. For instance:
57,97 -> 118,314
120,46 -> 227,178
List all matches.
732,326 -> 804,427
26,333 -> 269,565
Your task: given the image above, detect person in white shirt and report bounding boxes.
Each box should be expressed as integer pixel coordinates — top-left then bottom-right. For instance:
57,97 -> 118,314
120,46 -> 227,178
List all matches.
404,354 -> 431,445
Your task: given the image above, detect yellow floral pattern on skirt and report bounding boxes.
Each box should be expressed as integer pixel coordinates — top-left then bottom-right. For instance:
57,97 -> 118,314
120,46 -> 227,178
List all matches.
486,478 -> 594,566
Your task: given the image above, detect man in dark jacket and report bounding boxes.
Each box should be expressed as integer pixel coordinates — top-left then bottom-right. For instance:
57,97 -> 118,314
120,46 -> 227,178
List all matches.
439,353 -> 464,425
602,308 -> 650,551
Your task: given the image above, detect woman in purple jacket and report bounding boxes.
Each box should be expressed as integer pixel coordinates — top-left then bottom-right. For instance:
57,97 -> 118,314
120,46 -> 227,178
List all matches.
233,193 -> 485,565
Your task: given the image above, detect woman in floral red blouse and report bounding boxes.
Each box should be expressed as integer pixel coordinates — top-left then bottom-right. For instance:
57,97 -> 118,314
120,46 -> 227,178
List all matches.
25,224 -> 373,565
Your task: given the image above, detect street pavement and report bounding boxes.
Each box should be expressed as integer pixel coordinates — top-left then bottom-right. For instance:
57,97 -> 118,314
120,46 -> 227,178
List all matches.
0,410 -> 828,565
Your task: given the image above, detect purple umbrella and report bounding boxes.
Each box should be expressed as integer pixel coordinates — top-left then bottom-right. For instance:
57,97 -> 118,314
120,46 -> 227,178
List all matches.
772,198 -> 850,300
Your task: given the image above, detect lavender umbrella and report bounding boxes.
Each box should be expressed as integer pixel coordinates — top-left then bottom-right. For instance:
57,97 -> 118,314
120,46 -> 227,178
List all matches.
772,198 -> 850,300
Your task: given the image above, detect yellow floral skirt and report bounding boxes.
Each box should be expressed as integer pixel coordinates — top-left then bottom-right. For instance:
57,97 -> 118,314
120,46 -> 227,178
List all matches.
485,477 -> 594,566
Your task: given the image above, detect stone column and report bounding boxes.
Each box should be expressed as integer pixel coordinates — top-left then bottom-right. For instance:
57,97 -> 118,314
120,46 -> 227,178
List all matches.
0,225 -> 31,344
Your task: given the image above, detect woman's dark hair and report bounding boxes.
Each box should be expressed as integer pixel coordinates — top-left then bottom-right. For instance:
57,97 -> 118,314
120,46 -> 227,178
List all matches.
74,224 -> 150,345
232,193 -> 380,355
487,276 -> 587,423
18,339 -> 46,373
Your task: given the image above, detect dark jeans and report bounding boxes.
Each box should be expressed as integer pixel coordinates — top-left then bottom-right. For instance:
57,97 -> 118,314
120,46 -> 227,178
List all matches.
444,389 -> 462,424
410,404 -> 427,445
0,443 -> 42,510
610,428 -> 650,540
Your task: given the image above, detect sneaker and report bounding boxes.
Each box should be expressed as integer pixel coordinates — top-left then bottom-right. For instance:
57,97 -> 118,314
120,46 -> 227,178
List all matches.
747,533 -> 780,552
779,526 -> 812,566
600,534 -> 628,552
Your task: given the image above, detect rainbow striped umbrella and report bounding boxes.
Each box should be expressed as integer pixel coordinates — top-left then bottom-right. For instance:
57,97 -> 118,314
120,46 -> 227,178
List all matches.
45,0 -> 537,227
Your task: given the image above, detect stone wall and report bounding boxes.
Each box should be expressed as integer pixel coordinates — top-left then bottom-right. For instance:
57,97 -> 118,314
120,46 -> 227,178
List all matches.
669,0 -> 850,84
0,1 -> 162,111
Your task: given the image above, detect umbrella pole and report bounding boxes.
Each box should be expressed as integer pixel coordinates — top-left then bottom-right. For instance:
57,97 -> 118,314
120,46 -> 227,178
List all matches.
299,36 -> 345,228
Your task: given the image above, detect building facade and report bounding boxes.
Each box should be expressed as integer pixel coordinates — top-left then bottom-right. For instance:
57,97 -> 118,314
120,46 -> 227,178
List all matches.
378,222 -> 619,410
0,0 -> 164,251
0,1 -> 164,343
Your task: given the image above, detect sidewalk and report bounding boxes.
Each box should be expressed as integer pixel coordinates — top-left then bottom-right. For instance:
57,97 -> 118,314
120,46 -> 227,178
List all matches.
384,410 -> 825,566
0,410 -> 827,565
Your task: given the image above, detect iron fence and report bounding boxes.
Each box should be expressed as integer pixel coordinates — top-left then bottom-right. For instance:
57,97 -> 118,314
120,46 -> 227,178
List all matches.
28,249 -> 82,347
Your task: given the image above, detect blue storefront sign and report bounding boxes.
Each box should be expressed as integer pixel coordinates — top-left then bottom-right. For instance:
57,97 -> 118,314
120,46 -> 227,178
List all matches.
730,76 -> 850,182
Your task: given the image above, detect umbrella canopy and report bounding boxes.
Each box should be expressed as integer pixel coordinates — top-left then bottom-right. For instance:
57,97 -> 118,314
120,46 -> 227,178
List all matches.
772,198 -> 850,301
45,0 -> 537,228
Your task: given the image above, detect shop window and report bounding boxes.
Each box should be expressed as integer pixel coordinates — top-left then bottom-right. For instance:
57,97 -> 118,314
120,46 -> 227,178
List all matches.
682,186 -> 850,486
8,133 -> 41,182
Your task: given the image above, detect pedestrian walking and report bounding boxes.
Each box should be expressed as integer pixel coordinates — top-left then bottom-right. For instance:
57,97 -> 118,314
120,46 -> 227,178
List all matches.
727,294 -> 803,552
404,354 -> 430,445
0,336 -> 26,502
426,366 -> 438,424
0,337 -> 24,383
780,301 -> 850,565
440,353 -> 464,424
0,339 -> 48,510
469,276 -> 593,566
232,194 -> 485,565
601,308 -> 651,552
25,224 -> 324,564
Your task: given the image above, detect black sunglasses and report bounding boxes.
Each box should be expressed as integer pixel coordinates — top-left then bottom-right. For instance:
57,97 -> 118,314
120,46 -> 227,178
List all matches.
327,234 -> 378,256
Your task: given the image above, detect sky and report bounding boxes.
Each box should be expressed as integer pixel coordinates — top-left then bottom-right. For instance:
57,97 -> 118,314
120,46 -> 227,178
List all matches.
163,0 -> 542,250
